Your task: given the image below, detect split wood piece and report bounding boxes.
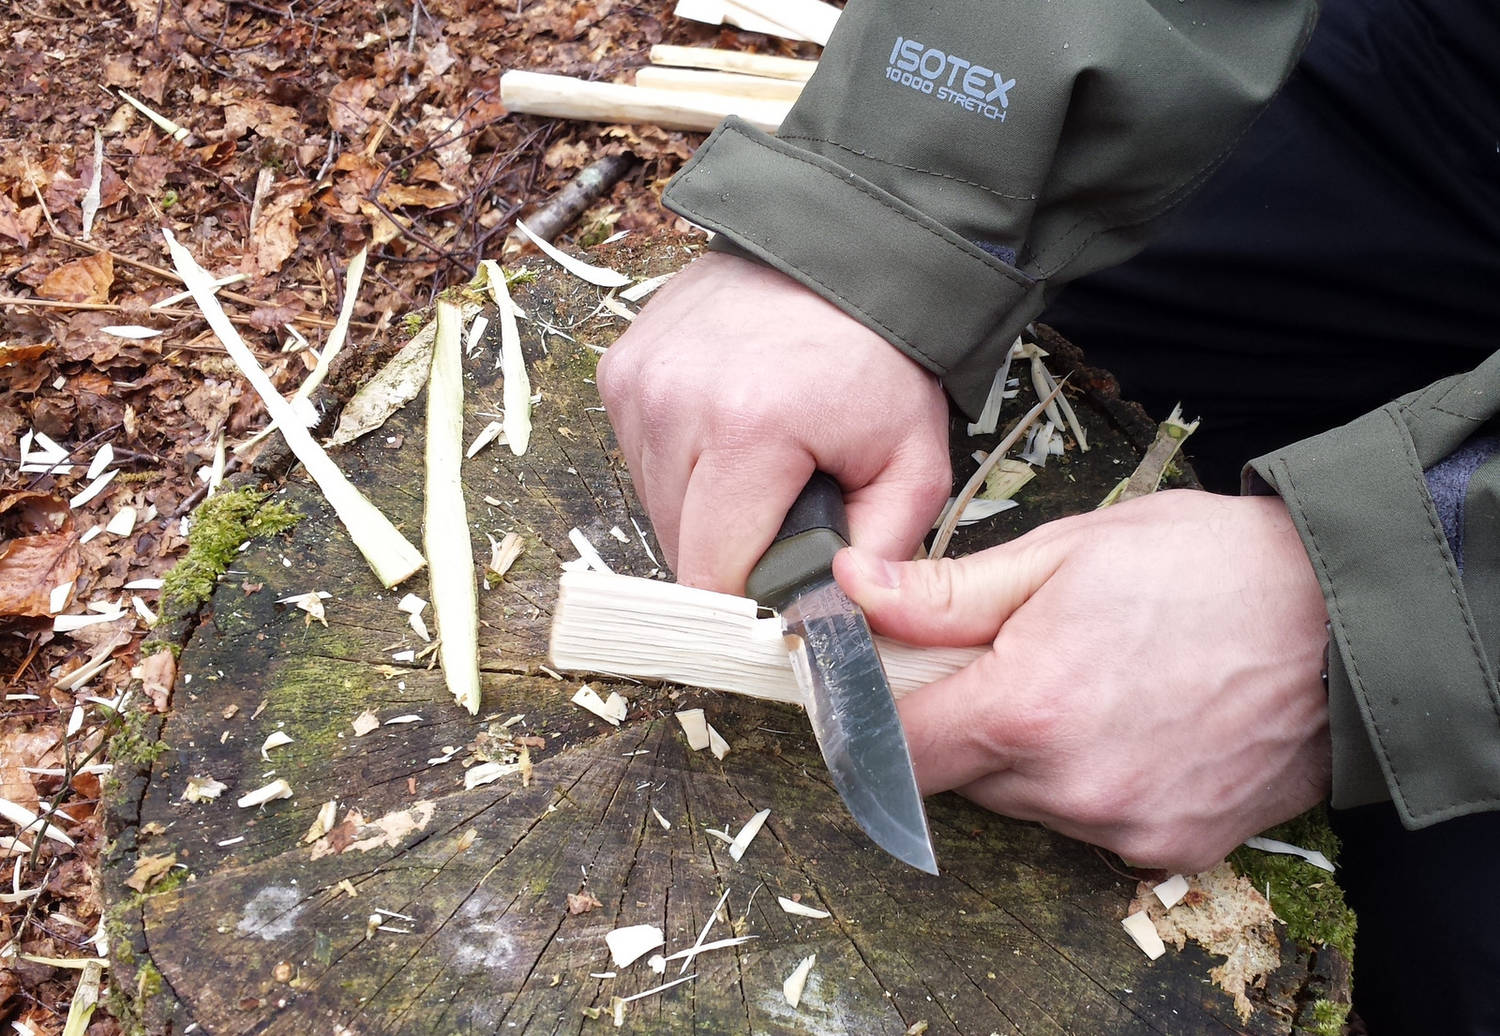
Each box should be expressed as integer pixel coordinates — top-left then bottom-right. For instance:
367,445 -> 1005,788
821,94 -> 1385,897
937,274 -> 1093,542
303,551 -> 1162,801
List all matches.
1101,403 -> 1202,507
674,0 -> 841,45
161,230 -> 425,588
633,66 -> 806,103
500,71 -> 793,134
549,570 -> 984,705
425,298 -> 482,714
648,44 -> 818,81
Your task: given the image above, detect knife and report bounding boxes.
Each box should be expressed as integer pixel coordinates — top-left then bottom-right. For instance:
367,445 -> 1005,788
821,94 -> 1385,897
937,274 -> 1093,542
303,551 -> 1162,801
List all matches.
746,472 -> 938,875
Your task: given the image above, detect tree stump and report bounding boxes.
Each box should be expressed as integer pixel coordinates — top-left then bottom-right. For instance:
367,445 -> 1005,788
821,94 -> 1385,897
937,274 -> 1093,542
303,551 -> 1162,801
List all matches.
104,236 -> 1344,1034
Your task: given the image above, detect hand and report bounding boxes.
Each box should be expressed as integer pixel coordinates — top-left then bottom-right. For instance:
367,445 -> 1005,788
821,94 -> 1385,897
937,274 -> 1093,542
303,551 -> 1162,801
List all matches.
834,490 -> 1332,872
597,251 -> 951,593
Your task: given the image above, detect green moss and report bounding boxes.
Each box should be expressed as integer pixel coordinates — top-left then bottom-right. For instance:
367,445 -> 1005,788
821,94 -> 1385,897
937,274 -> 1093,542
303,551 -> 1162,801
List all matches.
1303,997 -> 1350,1036
109,704 -> 168,765
135,958 -> 163,999
401,311 -> 426,336
160,489 -> 301,613
1228,808 -> 1355,963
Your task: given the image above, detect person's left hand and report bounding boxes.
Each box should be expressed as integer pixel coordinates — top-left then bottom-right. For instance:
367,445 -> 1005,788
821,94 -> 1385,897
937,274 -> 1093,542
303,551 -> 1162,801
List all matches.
833,489 -> 1332,872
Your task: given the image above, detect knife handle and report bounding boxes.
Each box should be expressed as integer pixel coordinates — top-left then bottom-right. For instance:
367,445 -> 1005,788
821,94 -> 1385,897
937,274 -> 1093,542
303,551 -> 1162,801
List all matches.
746,471 -> 850,611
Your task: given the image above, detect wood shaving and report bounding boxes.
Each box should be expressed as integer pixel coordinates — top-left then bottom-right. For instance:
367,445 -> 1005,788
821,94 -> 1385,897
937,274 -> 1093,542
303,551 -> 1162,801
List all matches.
675,708 -> 710,750
259,731 -> 293,761
1121,910 -> 1166,960
782,953 -> 816,1008
707,723 -> 729,760
236,778 -> 293,809
303,799 -> 338,843
182,776 -> 226,802
1243,835 -> 1335,873
1152,874 -> 1190,909
351,710 -> 380,736
776,896 -> 830,919
728,807 -> 770,862
572,684 -> 627,725
604,923 -> 663,967
0,796 -> 75,847
651,807 -> 671,830
513,219 -> 631,288
466,420 -> 506,458
567,527 -> 612,573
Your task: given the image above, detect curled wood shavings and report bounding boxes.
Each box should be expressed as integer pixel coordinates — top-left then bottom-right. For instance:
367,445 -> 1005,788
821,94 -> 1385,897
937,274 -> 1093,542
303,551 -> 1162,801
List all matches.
464,752 -> 532,789
480,260 -> 533,455
677,887 -> 731,974
163,229 -> 424,586
260,731 -> 294,761
605,923 -> 664,967
303,800 -> 338,843
966,338 -> 1021,436
277,590 -> 330,626
1,837 -> 36,857
934,497 -> 1017,528
68,469 -> 118,509
929,379 -> 1064,560
728,807 -> 770,862
663,935 -> 757,963
1243,836 -> 1335,873
1122,911 -> 1166,960
652,807 -> 672,830
512,219 -> 631,288
620,272 -> 674,303
86,444 -> 114,480
485,531 -> 524,582
675,708 -> 711,750
782,953 -> 816,1008
0,796 -> 75,847
568,527 -> 612,573
776,896 -> 830,919
182,776 -> 226,802
466,420 -> 505,458
351,710 -> 380,736
427,298 -> 482,714
237,778 -> 293,809
572,684 -> 627,725
1153,874 -> 1190,910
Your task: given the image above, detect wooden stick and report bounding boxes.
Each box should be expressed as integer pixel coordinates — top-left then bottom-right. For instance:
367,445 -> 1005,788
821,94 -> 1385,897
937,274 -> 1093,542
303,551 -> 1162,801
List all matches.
673,0 -> 803,40
500,71 -> 792,134
725,0 -> 840,45
549,570 -> 985,705
648,44 -> 817,82
633,66 -> 806,103
162,229 -> 425,588
427,299 -> 481,713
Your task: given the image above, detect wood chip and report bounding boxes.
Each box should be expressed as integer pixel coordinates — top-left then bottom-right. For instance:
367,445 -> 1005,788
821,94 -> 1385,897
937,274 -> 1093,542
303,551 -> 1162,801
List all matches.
480,260 -> 533,455
303,799 -> 338,843
568,527 -> 612,573
182,776 -> 227,802
236,778 -> 293,809
351,710 -> 380,736
777,896 -> 830,919
1152,874 -> 1190,910
728,807 -> 770,862
782,953 -> 816,1008
604,923 -> 664,967
68,469 -> 118,508
1121,910 -> 1166,960
662,935 -> 756,962
259,731 -> 293,761
572,684 -> 627,725
706,723 -> 730,760
675,708 -> 711,750
465,420 -> 505,458
651,807 -> 671,830
485,532 -> 524,581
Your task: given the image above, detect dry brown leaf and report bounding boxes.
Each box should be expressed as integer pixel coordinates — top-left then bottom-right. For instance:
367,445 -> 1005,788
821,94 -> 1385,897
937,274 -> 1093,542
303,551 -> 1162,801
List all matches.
567,890 -> 603,915
139,650 -> 175,713
248,184 -> 311,276
379,183 -> 459,210
327,77 -> 379,137
0,491 -> 80,618
38,253 -> 113,304
221,100 -> 304,144
124,852 -> 177,892
0,343 -> 51,367
0,195 -> 42,249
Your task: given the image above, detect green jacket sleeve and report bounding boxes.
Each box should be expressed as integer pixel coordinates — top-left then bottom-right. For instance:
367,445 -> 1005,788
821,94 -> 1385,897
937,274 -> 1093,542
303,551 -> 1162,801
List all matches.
1247,351 -> 1500,829
660,0 -> 1317,416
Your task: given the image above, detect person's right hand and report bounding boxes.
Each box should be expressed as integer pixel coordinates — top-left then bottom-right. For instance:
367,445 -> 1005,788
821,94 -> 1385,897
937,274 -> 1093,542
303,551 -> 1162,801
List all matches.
596,251 -> 952,595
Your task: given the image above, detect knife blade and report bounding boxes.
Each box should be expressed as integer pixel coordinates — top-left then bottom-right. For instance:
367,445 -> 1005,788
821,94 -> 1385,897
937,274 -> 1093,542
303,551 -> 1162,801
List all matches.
746,472 -> 938,874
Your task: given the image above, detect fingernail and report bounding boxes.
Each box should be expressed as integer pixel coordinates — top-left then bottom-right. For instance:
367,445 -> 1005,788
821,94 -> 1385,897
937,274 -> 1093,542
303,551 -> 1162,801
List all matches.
853,548 -> 900,590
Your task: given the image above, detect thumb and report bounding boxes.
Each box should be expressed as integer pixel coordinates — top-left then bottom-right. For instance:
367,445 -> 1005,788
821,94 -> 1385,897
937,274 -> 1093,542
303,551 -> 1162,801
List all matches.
833,541 -> 1062,646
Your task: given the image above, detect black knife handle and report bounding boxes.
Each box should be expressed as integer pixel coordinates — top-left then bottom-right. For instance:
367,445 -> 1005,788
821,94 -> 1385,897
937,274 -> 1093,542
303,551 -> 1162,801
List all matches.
746,471 -> 850,611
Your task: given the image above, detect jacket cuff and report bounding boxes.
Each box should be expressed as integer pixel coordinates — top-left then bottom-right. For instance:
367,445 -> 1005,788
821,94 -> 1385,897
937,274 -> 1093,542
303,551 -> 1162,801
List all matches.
1248,405 -> 1500,827
661,117 -> 1046,418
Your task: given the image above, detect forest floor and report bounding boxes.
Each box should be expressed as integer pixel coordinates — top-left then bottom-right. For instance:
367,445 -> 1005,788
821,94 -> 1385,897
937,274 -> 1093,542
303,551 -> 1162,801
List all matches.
0,0 -> 819,1029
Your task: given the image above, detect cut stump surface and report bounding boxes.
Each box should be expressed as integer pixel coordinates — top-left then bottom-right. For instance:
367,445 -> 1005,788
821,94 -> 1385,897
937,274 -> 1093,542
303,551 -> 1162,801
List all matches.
105,237 -> 1340,1034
